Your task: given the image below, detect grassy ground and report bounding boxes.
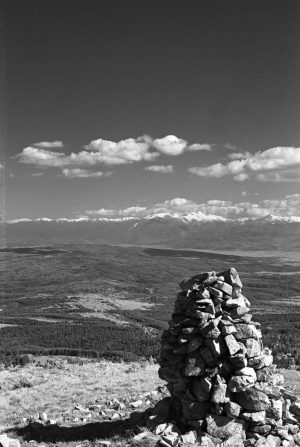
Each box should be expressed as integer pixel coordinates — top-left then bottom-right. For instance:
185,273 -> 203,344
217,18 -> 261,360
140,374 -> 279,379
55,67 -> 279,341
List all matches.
0,358 -> 163,430
1,358 -> 300,447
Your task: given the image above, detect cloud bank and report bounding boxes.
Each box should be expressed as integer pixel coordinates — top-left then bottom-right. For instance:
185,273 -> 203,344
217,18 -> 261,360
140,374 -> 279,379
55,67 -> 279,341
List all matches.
85,194 -> 300,220
189,146 -> 300,182
16,135 -> 212,175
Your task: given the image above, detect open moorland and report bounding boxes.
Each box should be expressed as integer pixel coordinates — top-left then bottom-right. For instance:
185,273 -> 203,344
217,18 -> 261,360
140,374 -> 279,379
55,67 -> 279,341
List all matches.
1,243 -> 300,364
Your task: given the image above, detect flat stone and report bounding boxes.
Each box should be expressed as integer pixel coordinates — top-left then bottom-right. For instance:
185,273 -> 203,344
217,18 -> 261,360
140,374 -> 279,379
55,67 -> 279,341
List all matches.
267,398 -> 283,420
248,424 -> 272,435
187,337 -> 204,353
241,410 -> 266,423
240,338 -> 262,358
235,324 -> 262,340
229,353 -> 248,369
230,306 -> 250,319
224,401 -> 241,418
198,435 -> 215,447
217,267 -> 243,288
256,366 -> 274,382
235,387 -> 270,411
225,296 -> 247,308
220,433 -> 245,447
225,334 -> 242,355
206,414 -> 245,440
192,380 -> 210,402
236,367 -> 257,379
208,286 -> 223,299
228,374 -> 256,392
215,281 -> 233,296
200,346 -> 217,366
294,432 -> 300,445
265,434 -> 281,447
220,323 -> 237,336
180,430 -> 198,444
161,432 -> 179,446
184,353 -> 206,376
211,375 -> 230,404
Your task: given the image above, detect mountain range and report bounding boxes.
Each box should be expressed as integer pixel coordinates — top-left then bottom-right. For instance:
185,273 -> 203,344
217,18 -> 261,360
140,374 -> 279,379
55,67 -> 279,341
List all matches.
2,213 -> 300,251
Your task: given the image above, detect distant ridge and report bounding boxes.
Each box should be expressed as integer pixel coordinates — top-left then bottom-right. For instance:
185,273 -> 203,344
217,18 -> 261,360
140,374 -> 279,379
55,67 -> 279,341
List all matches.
5,213 -> 300,224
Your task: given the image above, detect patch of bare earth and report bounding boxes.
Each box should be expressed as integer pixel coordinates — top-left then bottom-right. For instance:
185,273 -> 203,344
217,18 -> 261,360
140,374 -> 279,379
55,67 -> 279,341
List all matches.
67,292 -> 156,325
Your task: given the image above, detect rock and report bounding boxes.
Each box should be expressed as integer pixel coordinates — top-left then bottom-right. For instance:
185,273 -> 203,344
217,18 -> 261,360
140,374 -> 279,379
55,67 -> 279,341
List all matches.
192,379 -> 210,402
294,432 -> 300,445
291,401 -> 300,417
198,435 -> 215,447
225,296 -> 247,309
184,353 -> 206,376
130,399 -> 143,408
224,401 -> 241,418
225,334 -> 242,355
256,367 -> 273,382
220,322 -> 237,336
180,430 -> 198,444
160,432 -> 179,446
215,281 -> 233,296
96,441 -> 111,447
241,410 -> 266,423
267,398 -> 283,420
220,433 -> 245,447
240,338 -> 262,358
205,336 -> 227,357
228,374 -> 256,392
0,435 -> 21,447
248,424 -> 271,435
234,324 -> 262,340
265,434 -> 282,447
187,337 -> 204,353
230,306 -> 250,319
236,366 -> 257,379
234,387 -> 270,411
181,400 -> 210,421
211,375 -> 229,404
206,414 -> 245,440
217,267 -> 243,288
229,353 -> 248,369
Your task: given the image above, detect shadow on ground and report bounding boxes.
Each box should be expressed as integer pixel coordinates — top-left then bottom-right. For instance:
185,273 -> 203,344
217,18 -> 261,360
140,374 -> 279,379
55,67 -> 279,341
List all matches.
10,415 -> 145,443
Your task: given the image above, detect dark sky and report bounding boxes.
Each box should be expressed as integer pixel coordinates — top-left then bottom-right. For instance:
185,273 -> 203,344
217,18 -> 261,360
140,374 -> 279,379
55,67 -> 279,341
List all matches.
3,0 -> 300,219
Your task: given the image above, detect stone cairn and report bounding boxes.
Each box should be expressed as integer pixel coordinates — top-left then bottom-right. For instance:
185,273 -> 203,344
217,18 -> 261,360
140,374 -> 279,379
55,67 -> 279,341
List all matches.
158,268 -> 300,446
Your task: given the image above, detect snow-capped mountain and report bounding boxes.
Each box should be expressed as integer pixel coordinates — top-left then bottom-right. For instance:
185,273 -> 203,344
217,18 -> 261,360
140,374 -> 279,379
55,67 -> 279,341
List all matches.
2,212 -> 300,252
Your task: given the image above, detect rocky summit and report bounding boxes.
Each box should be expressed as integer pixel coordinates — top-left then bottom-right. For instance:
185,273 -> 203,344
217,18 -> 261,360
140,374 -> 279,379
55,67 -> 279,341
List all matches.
157,267 -> 300,446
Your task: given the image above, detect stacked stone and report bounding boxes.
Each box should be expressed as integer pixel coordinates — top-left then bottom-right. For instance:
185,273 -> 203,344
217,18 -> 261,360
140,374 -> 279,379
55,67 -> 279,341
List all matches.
159,268 -> 300,445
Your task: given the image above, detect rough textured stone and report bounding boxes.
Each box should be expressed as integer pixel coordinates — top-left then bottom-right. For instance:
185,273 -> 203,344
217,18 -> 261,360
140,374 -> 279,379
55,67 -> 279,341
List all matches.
159,267 -> 299,446
234,387 -> 270,411
225,334 -> 242,355
206,414 -> 245,440
224,401 -> 242,418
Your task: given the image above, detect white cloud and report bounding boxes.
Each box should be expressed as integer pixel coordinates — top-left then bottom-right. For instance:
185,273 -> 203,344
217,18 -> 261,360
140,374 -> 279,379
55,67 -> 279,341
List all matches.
85,194 -> 300,219
33,141 -> 64,149
228,152 -> 251,160
152,135 -> 188,156
188,143 -> 212,151
62,168 -> 107,178
144,165 -> 174,173
83,135 -> 159,165
17,147 -> 67,167
189,146 -> 300,182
